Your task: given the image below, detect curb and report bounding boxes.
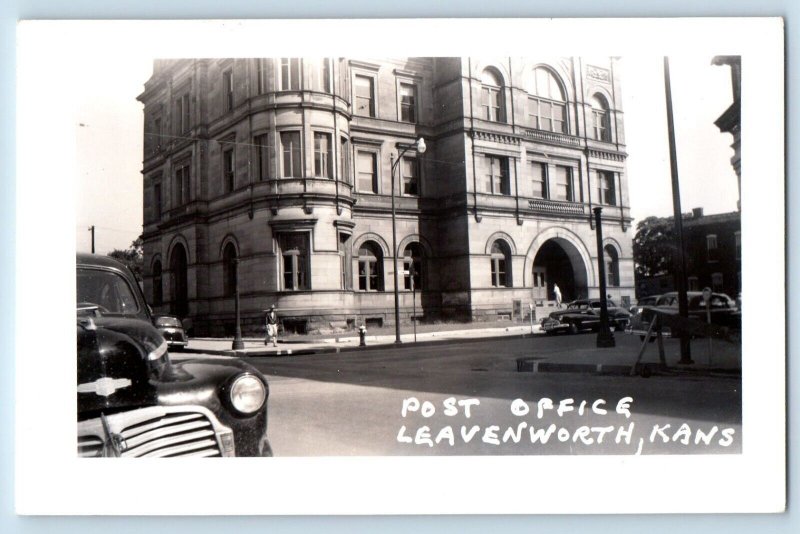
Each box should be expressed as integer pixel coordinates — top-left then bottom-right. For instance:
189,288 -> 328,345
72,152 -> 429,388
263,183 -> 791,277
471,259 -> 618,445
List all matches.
182,331 -> 540,358
515,357 -> 741,378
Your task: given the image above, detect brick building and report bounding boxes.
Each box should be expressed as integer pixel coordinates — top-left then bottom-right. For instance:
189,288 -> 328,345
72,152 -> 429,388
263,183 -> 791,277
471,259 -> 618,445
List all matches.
138,57 -> 634,336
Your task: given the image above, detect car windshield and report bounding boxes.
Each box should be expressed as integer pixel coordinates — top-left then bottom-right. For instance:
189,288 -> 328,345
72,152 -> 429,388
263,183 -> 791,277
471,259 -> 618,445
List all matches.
77,268 -> 140,316
155,316 -> 182,327
568,302 -> 589,310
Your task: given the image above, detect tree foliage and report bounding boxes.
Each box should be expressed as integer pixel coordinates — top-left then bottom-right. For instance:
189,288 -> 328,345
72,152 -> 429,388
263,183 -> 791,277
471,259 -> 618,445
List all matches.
108,236 -> 144,281
632,216 -> 676,278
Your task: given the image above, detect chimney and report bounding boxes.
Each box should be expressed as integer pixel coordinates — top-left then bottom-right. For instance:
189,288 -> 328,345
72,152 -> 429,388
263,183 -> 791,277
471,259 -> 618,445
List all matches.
692,207 -> 704,218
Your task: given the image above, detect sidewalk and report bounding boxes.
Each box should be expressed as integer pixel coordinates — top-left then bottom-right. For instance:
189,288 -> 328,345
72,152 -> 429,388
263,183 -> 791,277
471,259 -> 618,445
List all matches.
177,324 -> 741,377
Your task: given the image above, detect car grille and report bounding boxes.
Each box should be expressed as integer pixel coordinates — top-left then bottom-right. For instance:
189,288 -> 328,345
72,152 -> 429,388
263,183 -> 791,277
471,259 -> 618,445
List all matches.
78,405 -> 234,458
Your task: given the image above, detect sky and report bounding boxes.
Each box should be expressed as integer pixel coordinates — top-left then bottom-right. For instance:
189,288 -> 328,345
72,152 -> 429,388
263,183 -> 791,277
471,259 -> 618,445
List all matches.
73,54 -> 739,255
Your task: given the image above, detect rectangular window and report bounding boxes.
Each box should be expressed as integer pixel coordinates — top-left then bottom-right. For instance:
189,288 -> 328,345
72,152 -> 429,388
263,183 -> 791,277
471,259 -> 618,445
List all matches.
355,75 -> 375,117
597,170 -> 616,205
174,163 -> 190,206
531,162 -> 547,198
555,166 -> 573,202
402,157 -> 419,196
338,233 -> 352,290
152,117 -> 162,151
593,109 -> 609,141
311,59 -> 331,92
400,83 -> 417,123
223,69 -> 234,111
223,147 -> 235,193
707,234 -> 719,262
529,98 -> 566,133
153,182 -> 162,218
485,156 -> 510,195
255,134 -> 270,181
482,87 -> 503,122
356,151 -> 378,193
339,137 -> 350,183
281,58 -> 301,91
279,234 -> 309,290
175,93 -> 190,134
256,60 -> 266,94
280,131 -> 302,177
314,132 -> 333,178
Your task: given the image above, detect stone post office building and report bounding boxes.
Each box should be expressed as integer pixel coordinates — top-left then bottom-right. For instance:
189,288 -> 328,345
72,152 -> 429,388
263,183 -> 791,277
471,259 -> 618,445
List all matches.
138,57 -> 634,336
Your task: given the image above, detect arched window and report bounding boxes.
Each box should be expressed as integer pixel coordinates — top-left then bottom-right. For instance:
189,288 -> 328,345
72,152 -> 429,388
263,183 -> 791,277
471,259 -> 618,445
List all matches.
357,241 -> 384,291
528,67 -> 567,133
490,240 -> 512,288
403,243 -> 424,291
222,243 -> 237,297
152,260 -> 162,306
590,94 -> 611,141
480,68 -> 505,122
604,245 -> 620,287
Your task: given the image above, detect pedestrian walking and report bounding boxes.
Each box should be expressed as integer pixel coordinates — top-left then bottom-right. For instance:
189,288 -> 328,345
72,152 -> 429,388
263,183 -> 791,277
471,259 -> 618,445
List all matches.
553,283 -> 562,308
265,305 -> 279,347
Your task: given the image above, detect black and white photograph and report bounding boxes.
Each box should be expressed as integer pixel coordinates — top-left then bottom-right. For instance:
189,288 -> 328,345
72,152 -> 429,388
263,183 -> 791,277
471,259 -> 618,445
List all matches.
15,18 -> 784,515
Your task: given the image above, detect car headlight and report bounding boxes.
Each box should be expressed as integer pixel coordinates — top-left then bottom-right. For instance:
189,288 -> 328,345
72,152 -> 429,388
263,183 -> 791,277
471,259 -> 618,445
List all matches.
230,374 -> 266,414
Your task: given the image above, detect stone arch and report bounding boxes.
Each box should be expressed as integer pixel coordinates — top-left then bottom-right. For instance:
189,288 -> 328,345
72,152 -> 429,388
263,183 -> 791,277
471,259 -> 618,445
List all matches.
166,233 -> 192,266
524,226 -> 596,288
352,232 -> 390,257
218,233 -> 241,259
477,62 -> 510,87
527,64 -> 571,102
484,231 -> 518,256
397,233 -> 433,258
602,236 -> 623,258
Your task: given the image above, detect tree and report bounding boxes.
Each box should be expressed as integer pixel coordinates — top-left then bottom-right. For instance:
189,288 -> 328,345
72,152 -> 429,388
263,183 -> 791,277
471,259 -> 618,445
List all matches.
108,236 -> 144,281
632,216 -> 676,278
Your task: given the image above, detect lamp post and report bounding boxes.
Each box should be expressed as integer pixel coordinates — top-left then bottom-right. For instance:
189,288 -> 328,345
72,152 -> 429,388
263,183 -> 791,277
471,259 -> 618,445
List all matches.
390,137 -> 426,344
593,207 -> 615,348
232,257 -> 244,350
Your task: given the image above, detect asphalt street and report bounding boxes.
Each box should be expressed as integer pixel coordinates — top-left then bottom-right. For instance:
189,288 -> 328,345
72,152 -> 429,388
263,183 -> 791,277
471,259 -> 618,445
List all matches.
249,334 -> 742,456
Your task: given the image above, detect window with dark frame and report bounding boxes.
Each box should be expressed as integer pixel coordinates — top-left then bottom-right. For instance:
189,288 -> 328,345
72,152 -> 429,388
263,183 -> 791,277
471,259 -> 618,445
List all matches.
256,60 -> 267,94
356,151 -> 378,193
279,233 -> 310,291
223,146 -> 235,193
591,95 -> 611,142
174,163 -> 190,206
735,232 -> 741,260
604,245 -> 620,287
529,68 -> 567,133
402,156 -> 419,196
596,170 -> 616,206
314,132 -> 333,178
400,83 -> 417,123
152,260 -> 163,306
281,58 -> 301,91
312,58 -> 331,93
485,155 -> 510,195
281,131 -> 302,178
153,181 -> 162,219
340,137 -> 350,183
490,240 -> 511,287
481,69 -> 505,122
712,272 -> 724,292
223,69 -> 234,111
358,242 -> 383,291
531,161 -> 548,198
555,165 -> 574,202
403,243 -> 424,290
255,134 -> 269,181
338,233 -> 352,290
175,92 -> 190,134
355,75 -> 375,117
707,234 -> 719,262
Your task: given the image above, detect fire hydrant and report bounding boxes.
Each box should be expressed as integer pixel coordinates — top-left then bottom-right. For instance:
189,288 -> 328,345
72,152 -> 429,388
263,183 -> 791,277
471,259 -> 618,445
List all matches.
359,325 -> 367,347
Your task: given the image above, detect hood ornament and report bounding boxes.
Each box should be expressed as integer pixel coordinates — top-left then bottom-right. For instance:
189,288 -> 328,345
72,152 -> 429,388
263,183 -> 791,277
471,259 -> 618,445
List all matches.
77,377 -> 132,397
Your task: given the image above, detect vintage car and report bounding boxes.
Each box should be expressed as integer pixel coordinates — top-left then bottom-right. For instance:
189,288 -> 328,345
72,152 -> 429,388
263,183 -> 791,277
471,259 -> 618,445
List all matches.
625,290 -> 741,338
153,314 -> 188,350
629,294 -> 660,315
76,253 -> 272,457
540,299 -> 631,335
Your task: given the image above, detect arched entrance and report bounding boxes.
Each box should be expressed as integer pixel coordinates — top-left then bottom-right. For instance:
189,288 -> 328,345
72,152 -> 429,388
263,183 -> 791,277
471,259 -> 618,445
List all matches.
532,238 -> 588,303
169,244 -> 189,318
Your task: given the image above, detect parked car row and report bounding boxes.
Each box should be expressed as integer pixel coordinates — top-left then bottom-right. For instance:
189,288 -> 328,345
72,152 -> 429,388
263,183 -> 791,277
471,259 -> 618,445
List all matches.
76,253 -> 272,457
625,291 -> 741,338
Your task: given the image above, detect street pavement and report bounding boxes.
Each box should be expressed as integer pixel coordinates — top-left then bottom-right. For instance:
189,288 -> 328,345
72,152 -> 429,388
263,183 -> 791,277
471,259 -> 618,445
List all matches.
179,323 -> 741,376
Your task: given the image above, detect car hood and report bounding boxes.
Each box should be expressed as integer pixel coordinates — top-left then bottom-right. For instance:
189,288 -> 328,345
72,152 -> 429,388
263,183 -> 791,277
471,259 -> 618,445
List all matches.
77,315 -> 167,417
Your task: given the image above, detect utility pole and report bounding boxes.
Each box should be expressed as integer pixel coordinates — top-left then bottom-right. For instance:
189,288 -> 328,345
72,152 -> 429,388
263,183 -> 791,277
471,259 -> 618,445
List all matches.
663,56 -> 693,364
89,225 -> 95,254
593,207 -> 615,348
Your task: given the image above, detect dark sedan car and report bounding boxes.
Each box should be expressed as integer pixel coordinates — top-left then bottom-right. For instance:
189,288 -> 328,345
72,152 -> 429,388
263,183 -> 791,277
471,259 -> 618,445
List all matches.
540,299 -> 631,334
153,314 -> 188,350
625,290 -> 740,338
76,253 -> 272,457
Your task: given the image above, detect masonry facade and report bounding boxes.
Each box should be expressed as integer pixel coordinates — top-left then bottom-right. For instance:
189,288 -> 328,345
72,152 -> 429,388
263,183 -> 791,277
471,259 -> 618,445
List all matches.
138,57 -> 634,336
